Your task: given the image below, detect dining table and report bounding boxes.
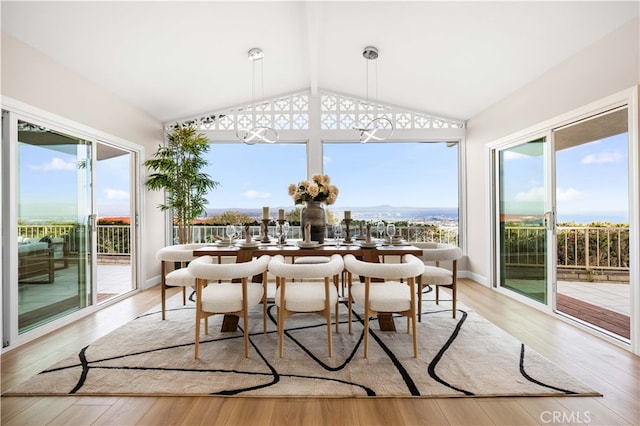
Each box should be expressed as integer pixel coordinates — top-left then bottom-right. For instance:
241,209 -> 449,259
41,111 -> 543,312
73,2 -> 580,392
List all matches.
193,239 -> 424,332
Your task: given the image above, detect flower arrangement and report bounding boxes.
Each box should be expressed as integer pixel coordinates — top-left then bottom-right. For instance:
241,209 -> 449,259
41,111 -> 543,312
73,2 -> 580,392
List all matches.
288,174 -> 339,205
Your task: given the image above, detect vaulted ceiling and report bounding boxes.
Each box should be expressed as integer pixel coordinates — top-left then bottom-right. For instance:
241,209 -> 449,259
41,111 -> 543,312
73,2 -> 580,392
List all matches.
2,1 -> 638,123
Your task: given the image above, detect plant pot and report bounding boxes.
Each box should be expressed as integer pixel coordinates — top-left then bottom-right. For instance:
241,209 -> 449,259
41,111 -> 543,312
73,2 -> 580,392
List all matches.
301,201 -> 326,243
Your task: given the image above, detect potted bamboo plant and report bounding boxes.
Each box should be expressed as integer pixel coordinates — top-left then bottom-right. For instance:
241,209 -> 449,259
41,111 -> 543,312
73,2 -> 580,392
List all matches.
144,124 -> 219,244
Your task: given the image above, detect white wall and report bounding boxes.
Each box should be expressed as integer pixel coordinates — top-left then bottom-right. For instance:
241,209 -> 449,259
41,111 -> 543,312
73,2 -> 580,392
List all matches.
465,17 -> 640,283
1,32 -> 166,290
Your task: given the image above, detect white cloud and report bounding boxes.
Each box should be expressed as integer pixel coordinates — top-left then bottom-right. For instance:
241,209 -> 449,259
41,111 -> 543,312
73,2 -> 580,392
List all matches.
323,155 -> 332,164
515,186 -> 544,202
556,187 -> 584,201
243,190 -> 270,199
29,157 -> 76,171
104,189 -> 129,200
581,150 -> 623,164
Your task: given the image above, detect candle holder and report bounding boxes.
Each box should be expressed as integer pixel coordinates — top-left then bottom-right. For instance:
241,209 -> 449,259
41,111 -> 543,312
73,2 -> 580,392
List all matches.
277,219 -> 286,246
260,219 -> 271,243
344,218 -> 352,243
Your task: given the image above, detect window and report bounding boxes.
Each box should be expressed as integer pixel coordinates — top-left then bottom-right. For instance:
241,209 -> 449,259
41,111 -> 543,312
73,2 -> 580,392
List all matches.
323,141 -> 459,243
203,142 -> 307,217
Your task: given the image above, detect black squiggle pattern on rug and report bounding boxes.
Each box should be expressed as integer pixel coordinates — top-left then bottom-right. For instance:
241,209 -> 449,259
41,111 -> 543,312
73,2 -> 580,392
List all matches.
519,344 -> 577,394
270,303 -> 362,372
69,346 -> 90,394
42,304 -> 376,396
352,310 -> 420,396
427,309 -> 474,395
13,300 -> 597,398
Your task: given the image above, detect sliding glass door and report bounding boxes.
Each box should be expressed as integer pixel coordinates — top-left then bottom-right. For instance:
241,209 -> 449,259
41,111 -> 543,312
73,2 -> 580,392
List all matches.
2,107 -> 141,350
15,119 -> 94,334
95,143 -> 135,303
493,105 -> 632,343
553,107 -> 630,340
495,137 -> 552,304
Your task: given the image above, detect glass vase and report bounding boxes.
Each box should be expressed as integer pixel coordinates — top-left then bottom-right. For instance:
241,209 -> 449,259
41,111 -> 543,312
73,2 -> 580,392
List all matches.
301,200 -> 326,243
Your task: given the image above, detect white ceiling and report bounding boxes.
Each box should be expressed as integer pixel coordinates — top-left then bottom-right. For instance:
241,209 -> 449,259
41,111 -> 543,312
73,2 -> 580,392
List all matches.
2,1 -> 638,123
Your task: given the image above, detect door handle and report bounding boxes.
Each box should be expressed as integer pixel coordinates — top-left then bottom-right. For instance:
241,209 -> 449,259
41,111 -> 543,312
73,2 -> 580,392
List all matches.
543,210 -> 555,233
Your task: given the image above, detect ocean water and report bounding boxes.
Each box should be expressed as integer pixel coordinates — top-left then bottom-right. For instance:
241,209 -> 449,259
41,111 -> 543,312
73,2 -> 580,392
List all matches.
557,213 -> 629,225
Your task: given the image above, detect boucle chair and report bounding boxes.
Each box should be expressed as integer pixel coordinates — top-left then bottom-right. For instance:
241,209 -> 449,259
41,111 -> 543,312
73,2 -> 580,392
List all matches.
294,256 -> 347,296
156,243 -> 208,320
268,254 -> 344,357
416,242 -> 463,320
343,254 -> 424,358
188,254 -> 271,359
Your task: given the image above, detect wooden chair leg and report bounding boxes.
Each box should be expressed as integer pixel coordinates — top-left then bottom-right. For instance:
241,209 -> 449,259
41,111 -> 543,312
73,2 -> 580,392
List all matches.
243,308 -> 250,358
412,314 -> 418,358
333,274 -> 339,334
263,272 -> 268,333
452,282 -> 457,319
363,312 -> 369,358
194,312 -> 201,359
182,286 -> 186,305
347,272 -> 353,335
161,284 -> 167,320
278,311 -> 284,358
161,262 -> 167,320
327,309 -> 333,358
417,278 -> 423,323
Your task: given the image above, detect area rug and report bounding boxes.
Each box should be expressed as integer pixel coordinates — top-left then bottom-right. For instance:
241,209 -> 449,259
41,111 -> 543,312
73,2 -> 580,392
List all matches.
4,292 -> 600,398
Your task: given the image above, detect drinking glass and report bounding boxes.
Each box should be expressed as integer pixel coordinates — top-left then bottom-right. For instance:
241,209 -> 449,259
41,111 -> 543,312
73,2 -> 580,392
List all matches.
235,224 -> 243,240
225,224 -> 235,242
283,221 -> 290,241
352,226 -> 360,241
386,223 -> 396,243
333,223 -> 343,247
377,221 -> 385,239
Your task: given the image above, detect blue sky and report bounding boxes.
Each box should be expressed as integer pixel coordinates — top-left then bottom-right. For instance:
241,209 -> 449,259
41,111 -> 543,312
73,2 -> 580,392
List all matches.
201,141 -> 458,211
502,133 -> 629,222
18,133 -> 629,223
18,143 -> 131,220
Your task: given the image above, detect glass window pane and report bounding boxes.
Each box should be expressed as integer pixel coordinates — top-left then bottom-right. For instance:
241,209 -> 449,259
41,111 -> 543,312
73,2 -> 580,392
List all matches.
17,120 -> 93,333
323,142 -> 459,244
203,142 -> 307,213
498,138 -> 547,304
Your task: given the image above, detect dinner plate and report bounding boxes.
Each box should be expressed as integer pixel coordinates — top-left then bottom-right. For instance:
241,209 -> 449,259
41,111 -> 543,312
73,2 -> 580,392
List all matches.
297,241 -> 320,248
237,241 -> 260,249
358,241 -> 378,248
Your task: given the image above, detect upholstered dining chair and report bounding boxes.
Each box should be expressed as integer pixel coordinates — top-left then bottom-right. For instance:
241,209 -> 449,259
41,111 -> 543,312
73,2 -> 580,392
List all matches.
268,254 -> 344,358
155,243 -> 208,320
415,242 -> 463,320
187,254 -> 271,359
343,254 -> 425,358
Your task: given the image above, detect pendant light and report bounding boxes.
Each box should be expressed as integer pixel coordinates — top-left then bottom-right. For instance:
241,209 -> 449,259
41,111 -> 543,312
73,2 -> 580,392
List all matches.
354,46 -> 394,143
236,48 -> 278,144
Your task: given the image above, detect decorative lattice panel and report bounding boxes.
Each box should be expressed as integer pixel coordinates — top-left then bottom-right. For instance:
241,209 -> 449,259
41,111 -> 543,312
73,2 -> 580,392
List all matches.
167,92 -> 310,132
167,90 -> 463,132
320,92 -> 464,130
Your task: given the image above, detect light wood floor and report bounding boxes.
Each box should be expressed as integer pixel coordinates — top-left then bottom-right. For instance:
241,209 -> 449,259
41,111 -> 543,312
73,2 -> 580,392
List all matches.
2,279 -> 639,425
